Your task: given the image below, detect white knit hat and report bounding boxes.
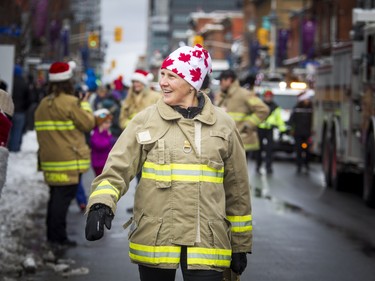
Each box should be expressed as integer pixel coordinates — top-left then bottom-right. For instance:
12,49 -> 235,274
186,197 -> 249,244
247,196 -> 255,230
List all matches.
48,61 -> 75,82
131,69 -> 154,86
161,44 -> 212,91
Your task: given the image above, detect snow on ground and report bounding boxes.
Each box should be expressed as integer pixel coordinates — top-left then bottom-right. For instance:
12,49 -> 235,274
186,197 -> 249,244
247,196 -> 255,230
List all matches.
0,131 -> 49,277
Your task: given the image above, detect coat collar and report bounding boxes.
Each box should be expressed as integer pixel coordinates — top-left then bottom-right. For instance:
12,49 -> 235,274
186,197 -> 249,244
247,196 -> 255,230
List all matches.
157,93 -> 216,125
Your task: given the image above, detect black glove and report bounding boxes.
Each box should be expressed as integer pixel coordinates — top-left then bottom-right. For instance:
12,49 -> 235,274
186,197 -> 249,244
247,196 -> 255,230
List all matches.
230,252 -> 247,275
85,203 -> 114,241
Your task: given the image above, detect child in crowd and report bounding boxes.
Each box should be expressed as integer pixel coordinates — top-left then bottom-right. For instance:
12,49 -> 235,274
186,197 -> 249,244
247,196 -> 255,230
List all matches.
91,109 -> 115,176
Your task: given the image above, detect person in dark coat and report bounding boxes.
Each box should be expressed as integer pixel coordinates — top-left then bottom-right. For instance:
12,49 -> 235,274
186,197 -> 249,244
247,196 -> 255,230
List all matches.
288,90 -> 314,173
8,65 -> 30,152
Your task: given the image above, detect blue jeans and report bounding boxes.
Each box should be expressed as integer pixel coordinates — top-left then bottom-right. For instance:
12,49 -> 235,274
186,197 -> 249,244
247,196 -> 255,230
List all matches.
76,178 -> 87,206
8,112 -> 26,152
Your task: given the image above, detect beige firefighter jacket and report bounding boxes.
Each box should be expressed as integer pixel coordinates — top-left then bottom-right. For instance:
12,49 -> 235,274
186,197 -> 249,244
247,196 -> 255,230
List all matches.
216,80 -> 269,151
119,87 -> 160,130
87,94 -> 252,271
35,93 -> 95,186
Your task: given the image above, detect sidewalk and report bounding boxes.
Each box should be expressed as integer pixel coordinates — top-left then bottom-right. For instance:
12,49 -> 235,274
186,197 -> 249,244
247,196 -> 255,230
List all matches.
0,131 -> 49,277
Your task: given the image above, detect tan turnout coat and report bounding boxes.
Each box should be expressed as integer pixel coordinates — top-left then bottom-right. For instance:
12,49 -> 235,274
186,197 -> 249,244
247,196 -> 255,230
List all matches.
87,94 -> 252,271
119,87 -> 160,130
216,80 -> 269,151
35,93 -> 95,186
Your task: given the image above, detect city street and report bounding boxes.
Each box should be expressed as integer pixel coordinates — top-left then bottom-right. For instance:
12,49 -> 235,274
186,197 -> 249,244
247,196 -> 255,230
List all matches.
3,1 -> 375,281
29,157 -> 375,281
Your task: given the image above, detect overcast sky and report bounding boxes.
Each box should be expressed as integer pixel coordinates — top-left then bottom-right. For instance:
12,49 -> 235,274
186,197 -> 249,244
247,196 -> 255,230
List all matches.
100,0 -> 148,85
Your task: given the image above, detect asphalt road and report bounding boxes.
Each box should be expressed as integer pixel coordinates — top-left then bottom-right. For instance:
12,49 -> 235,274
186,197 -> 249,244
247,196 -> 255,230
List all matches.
29,158 -> 375,281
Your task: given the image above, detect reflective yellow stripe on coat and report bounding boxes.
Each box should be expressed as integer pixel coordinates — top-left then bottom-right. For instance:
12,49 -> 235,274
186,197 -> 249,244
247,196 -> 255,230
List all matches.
129,242 -> 181,265
129,243 -> 231,267
90,180 -> 120,202
142,162 -> 224,183
187,247 -> 231,267
227,112 -> 246,122
35,120 -> 75,131
40,159 -> 90,171
227,215 -> 252,233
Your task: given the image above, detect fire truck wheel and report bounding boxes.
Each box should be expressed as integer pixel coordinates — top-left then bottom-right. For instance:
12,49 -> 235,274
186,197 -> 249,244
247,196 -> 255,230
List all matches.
364,130 -> 375,208
330,132 -> 349,191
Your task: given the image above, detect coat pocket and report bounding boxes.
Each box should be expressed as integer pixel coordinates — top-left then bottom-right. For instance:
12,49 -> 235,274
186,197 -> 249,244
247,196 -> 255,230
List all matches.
207,159 -> 224,171
209,130 -> 229,159
129,213 -> 163,246
143,139 -> 172,189
208,217 -> 232,249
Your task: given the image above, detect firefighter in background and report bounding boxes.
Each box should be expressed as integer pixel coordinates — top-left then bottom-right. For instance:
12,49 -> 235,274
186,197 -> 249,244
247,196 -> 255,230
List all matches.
255,90 -> 287,174
288,89 -> 314,173
215,69 -> 269,160
119,69 -> 160,130
85,44 -> 252,281
34,62 -> 95,248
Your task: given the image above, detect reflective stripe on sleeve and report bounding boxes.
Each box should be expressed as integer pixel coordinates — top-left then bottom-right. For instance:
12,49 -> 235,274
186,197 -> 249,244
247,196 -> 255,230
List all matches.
90,180 -> 120,201
227,215 -> 252,233
243,143 -> 259,151
80,101 -> 92,112
227,112 -> 246,121
243,114 -> 262,126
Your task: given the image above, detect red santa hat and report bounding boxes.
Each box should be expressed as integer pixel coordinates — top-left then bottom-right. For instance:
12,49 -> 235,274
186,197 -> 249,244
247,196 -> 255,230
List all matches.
131,69 -> 154,86
161,44 -> 212,91
48,61 -> 76,82
263,90 -> 273,97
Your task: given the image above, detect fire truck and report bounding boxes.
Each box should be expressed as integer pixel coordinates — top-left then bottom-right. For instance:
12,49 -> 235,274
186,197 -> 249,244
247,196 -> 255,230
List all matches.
312,8 -> 375,207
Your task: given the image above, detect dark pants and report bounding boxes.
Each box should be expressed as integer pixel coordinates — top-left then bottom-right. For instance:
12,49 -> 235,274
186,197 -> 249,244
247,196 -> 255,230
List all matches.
256,128 -> 274,171
295,136 -> 311,169
47,184 -> 78,243
138,247 -> 223,281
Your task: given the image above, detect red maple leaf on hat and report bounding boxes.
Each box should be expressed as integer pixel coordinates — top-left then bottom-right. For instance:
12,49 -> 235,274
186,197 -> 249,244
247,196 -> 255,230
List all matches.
190,67 -> 202,82
178,53 -> 191,63
204,59 -> 208,68
172,68 -> 185,79
192,50 -> 202,58
161,57 -> 174,68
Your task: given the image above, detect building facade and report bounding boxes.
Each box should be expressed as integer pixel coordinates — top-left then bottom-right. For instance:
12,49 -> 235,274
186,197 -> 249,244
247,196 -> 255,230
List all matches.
146,0 -> 242,71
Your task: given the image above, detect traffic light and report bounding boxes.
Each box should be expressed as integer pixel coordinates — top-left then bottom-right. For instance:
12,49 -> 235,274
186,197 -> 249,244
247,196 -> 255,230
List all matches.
114,27 -> 123,42
88,32 -> 99,48
193,35 -> 204,46
257,28 -> 269,46
111,59 -> 116,69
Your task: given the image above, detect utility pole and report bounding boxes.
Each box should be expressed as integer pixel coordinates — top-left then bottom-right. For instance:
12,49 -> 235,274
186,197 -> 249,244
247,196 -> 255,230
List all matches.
269,0 -> 277,74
